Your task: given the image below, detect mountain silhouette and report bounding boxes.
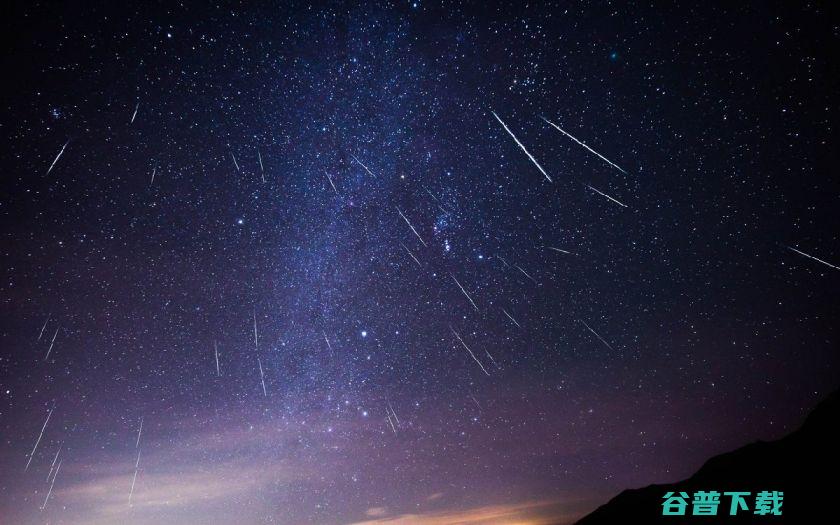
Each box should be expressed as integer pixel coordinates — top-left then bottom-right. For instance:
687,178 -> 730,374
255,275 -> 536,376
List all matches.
575,389 -> 839,524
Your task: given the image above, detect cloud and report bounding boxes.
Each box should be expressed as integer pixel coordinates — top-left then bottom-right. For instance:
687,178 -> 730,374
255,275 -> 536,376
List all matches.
366,506 -> 389,517
50,458 -> 301,525
38,420 -> 310,525
348,499 -> 575,525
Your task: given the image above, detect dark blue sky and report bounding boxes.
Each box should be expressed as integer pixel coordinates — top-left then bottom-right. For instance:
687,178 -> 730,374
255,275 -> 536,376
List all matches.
1,1 -> 838,524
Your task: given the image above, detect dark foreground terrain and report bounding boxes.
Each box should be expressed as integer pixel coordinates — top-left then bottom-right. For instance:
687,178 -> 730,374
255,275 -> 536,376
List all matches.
576,389 -> 839,524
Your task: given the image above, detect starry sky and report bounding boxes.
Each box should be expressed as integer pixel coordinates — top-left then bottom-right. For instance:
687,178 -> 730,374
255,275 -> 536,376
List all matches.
1,1 -> 838,524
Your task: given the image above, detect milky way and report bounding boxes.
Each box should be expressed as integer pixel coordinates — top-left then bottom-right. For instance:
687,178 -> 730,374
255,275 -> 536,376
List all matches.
1,2 -> 838,524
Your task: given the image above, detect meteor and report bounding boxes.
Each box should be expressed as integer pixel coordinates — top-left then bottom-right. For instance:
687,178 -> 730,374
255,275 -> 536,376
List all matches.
542,117 -> 627,174
396,207 -> 427,247
400,242 -> 422,266
41,460 -> 61,510
46,445 -> 61,482
450,274 -> 479,312
786,245 -> 840,271
544,246 -> 574,255
25,407 -> 54,471
135,416 -> 143,448
387,402 -> 400,425
253,309 -> 258,351
128,450 -> 141,506
514,264 -> 538,285
469,393 -> 482,411
214,341 -> 221,376
586,184 -> 628,208
44,326 -> 60,361
37,314 -> 51,341
451,328 -> 490,376
45,140 -> 69,176
324,170 -> 338,193
502,308 -> 522,329
258,358 -> 267,396
349,153 -> 376,177
491,111 -> 551,183
422,185 -> 449,214
580,319 -> 614,351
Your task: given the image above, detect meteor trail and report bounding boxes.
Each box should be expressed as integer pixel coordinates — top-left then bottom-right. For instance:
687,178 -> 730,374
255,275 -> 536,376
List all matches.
451,328 -> 490,376
25,407 -> 54,471
135,416 -> 143,448
422,185 -> 449,213
323,332 -> 333,352
128,450 -> 140,506
502,308 -> 522,329
514,264 -> 538,284
786,245 -> 840,271
37,314 -> 51,341
400,242 -> 421,266
128,467 -> 138,506
544,246 -> 574,255
580,319 -> 615,351
586,184 -> 628,208
130,102 -> 139,124
349,153 -> 376,177
450,274 -> 479,312
45,140 -> 69,176
491,111 -> 551,183
214,341 -> 221,376
258,150 -> 265,182
387,402 -> 400,425
44,326 -> 60,361
231,152 -> 240,173
253,309 -> 258,351
396,207 -> 427,247
324,170 -> 338,193
542,117 -> 627,174
46,445 -> 61,482
150,167 -> 156,186
40,460 -> 61,511
257,358 -> 267,396
484,349 -> 500,369
469,393 -> 482,411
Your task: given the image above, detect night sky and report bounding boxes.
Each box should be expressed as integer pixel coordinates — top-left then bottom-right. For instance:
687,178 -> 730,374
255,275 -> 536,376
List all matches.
1,2 -> 839,524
